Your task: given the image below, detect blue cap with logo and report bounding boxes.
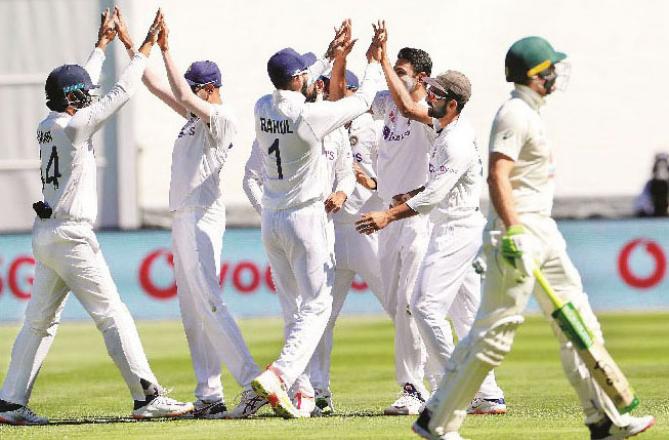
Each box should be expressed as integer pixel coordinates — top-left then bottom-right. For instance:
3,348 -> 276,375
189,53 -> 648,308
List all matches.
184,60 -> 222,87
45,64 -> 98,101
318,69 -> 359,89
267,48 -> 311,85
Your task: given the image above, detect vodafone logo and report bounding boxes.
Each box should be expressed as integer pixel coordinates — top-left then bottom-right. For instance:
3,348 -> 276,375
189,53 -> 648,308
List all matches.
617,239 -> 667,289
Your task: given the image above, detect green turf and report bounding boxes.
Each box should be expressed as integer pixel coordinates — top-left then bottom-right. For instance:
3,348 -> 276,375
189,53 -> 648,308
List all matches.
0,313 -> 667,439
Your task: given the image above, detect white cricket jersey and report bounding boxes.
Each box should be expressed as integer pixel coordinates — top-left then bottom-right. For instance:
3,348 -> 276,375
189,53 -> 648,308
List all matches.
37,51 -> 147,224
406,116 -> 484,223
333,112 -> 384,224
371,91 -> 435,203
243,139 -> 264,214
323,127 -> 355,197
255,62 -> 383,210
489,84 -> 555,216
168,104 -> 236,211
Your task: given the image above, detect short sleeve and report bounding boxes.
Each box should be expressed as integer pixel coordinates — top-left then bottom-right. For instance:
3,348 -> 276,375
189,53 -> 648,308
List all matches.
209,104 -> 238,149
489,104 -> 528,161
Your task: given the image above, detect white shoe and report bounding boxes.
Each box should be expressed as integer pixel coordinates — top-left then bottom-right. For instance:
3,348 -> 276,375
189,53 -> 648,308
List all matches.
251,369 -> 300,419
0,404 -> 48,425
385,383 -> 425,416
466,397 -> 507,415
293,391 -> 319,417
588,414 -> 656,439
315,388 -> 335,415
192,399 -> 228,419
132,395 -> 194,419
226,389 -> 269,419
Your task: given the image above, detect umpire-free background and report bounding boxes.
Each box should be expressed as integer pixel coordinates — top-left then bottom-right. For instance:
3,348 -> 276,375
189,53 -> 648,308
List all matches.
1,0 -> 666,231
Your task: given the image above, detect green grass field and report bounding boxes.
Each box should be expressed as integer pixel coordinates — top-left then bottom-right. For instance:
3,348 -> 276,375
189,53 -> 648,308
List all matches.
0,313 -> 667,439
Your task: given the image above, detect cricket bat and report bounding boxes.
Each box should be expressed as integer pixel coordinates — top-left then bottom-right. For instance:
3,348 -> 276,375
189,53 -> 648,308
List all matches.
533,267 -> 639,414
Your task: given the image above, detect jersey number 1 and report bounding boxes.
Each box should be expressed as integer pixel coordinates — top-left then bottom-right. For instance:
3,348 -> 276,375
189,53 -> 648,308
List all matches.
44,146 -> 62,189
268,138 -> 283,179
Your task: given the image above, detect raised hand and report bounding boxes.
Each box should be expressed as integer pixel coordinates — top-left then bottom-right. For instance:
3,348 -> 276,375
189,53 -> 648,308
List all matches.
138,9 -> 163,57
96,8 -> 117,50
366,20 -> 386,63
157,16 -> 169,52
325,19 -> 352,60
113,6 -> 133,49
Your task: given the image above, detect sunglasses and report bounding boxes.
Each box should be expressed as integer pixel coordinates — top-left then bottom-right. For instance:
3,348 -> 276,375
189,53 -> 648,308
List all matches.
190,81 -> 215,93
427,86 -> 449,100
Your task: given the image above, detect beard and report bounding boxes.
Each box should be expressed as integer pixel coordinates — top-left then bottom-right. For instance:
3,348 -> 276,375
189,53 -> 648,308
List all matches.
427,101 -> 447,119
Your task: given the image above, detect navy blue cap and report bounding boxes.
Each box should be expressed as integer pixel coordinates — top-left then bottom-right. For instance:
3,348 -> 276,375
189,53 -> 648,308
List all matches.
302,52 -> 317,66
184,60 -> 222,87
267,48 -> 310,85
318,69 -> 359,89
45,64 -> 97,100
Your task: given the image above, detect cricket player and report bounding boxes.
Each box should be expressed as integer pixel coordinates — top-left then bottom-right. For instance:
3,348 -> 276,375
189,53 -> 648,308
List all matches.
0,10 -> 193,425
250,22 -> 385,418
368,41 -> 435,415
357,23 -> 506,416
111,9 -> 266,419
412,36 -> 655,440
306,69 -> 393,415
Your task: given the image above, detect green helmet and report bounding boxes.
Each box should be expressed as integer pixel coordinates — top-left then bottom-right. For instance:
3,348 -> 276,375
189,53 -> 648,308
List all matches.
505,36 -> 566,83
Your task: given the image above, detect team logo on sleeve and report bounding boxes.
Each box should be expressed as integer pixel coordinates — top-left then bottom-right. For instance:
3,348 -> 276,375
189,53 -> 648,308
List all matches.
349,135 -> 358,146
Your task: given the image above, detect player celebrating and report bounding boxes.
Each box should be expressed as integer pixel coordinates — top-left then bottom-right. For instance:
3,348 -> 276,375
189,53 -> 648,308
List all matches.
249,22 -> 385,418
412,36 -> 655,440
112,8 -> 266,419
367,38 -> 435,416
0,10 -> 193,425
357,21 -> 506,416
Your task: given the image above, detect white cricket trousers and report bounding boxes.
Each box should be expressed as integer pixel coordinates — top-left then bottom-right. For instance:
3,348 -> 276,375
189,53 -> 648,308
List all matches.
378,214 -> 430,397
410,213 -> 503,398
0,220 -> 158,404
261,202 -> 334,389
172,202 -> 260,402
428,213 -> 632,434
307,220 -> 392,392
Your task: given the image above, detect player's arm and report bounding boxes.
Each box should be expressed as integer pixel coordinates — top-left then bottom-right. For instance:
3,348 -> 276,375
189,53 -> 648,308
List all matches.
353,162 -> 377,190
114,6 -> 187,117
355,202 -> 417,235
243,139 -> 264,215
325,134 -> 355,213
488,152 -> 520,228
377,21 -> 431,125
66,10 -> 162,145
159,18 -> 213,121
327,20 -> 355,102
83,8 -> 116,84
301,24 -> 385,140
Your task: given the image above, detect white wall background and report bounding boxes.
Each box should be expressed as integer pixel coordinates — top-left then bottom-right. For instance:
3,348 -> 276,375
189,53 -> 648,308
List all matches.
3,0 -> 668,230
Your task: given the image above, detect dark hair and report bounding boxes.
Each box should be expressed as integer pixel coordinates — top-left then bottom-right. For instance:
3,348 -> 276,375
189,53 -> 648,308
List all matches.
270,75 -> 293,90
46,96 -> 68,112
397,47 -> 432,77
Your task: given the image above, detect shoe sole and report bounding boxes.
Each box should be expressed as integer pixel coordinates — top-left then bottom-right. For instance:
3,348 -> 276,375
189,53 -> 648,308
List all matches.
627,417 -> 656,438
467,408 -> 507,415
251,378 -> 298,419
132,405 -> 194,420
0,415 -> 46,426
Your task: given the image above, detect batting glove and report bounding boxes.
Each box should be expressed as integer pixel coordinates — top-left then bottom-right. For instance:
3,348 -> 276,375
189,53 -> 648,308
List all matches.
500,225 -> 537,279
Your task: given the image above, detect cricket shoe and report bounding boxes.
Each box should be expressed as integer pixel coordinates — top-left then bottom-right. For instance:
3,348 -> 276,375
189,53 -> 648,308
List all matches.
412,408 -> 469,440
315,388 -> 335,415
0,400 -> 48,425
225,389 -> 269,419
466,397 -> 507,415
588,414 -> 655,439
384,383 -> 426,416
192,398 -> 228,419
132,391 -> 194,419
251,368 -> 300,419
293,391 -> 319,417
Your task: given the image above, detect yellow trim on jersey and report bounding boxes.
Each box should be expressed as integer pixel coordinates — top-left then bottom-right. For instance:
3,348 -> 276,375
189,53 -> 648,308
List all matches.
527,60 -> 552,77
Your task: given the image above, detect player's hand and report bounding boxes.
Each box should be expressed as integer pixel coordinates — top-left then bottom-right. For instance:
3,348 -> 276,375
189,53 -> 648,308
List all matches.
113,6 -> 133,50
390,192 -> 411,207
353,163 -> 377,190
366,20 -> 386,63
500,225 -> 537,280
138,9 -> 163,56
325,191 -> 347,213
157,15 -> 169,52
96,8 -> 117,50
356,211 -> 390,234
325,19 -> 351,60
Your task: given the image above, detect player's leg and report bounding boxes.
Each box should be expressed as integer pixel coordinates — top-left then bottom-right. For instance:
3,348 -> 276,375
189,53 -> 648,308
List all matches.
0,259 -> 68,425
420,229 -> 534,436
380,216 -> 429,414
449,268 -> 506,414
53,224 -> 192,417
536,220 -> 654,436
